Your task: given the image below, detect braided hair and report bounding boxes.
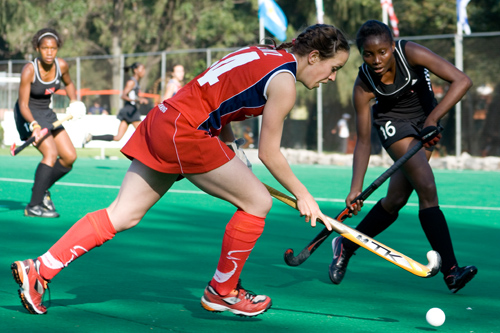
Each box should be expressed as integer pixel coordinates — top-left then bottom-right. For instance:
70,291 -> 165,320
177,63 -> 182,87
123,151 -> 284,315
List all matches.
356,20 -> 393,52
275,24 -> 350,59
32,28 -> 62,49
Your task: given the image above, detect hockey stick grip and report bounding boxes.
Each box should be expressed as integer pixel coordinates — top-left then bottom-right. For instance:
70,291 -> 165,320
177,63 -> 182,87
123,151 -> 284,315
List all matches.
52,114 -> 73,129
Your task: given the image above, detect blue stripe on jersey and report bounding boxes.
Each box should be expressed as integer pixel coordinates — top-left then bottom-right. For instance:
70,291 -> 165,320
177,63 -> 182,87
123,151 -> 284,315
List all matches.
198,62 -> 296,133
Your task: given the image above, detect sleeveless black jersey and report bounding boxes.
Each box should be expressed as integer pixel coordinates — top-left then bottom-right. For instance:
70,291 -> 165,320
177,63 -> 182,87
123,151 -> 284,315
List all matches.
358,40 -> 437,120
28,58 -> 62,111
125,77 -> 139,106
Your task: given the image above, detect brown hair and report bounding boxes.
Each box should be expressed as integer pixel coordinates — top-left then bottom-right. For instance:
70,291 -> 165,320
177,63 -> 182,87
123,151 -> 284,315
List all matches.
276,24 -> 350,59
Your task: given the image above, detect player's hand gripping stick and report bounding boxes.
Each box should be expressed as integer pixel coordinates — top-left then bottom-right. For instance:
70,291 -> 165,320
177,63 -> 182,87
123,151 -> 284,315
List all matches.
10,114 -> 74,156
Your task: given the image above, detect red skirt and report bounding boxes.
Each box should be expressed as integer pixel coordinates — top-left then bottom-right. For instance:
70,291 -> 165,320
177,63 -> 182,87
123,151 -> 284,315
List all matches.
121,105 -> 235,174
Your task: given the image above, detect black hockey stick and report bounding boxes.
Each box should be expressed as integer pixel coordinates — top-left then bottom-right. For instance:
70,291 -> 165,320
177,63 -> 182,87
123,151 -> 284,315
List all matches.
10,114 -> 73,156
10,128 -> 49,156
284,140 -> 426,266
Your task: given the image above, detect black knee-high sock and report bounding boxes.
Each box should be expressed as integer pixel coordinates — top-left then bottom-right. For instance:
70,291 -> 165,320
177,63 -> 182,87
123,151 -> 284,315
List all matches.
29,163 -> 54,207
91,134 -> 114,141
343,200 -> 399,252
419,206 -> 457,274
47,159 -> 72,188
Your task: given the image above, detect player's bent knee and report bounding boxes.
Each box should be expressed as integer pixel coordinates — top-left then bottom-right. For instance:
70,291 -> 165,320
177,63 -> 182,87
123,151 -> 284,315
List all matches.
256,194 -> 273,217
389,197 -> 408,212
241,193 -> 272,218
416,183 -> 438,202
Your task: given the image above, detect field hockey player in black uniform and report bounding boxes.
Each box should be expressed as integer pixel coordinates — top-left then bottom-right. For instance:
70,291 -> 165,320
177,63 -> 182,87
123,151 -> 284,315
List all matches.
14,28 -> 82,218
83,62 -> 148,145
329,20 -> 477,293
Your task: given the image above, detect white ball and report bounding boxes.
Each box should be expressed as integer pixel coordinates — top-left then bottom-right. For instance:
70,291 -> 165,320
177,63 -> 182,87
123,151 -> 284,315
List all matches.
426,308 -> 446,327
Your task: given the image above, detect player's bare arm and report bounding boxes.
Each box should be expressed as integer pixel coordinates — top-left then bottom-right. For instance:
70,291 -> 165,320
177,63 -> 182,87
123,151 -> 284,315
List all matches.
59,59 -> 78,102
18,63 -> 36,124
349,78 -> 376,214
404,42 -> 472,127
259,72 -> 329,229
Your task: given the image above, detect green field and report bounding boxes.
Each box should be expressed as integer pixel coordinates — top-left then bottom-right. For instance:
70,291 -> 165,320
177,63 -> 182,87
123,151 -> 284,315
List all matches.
0,154 -> 498,332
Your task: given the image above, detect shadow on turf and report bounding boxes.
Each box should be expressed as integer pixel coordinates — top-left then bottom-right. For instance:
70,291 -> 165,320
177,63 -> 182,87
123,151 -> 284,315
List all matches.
273,307 -> 398,322
414,327 -> 438,331
0,200 -> 26,213
8,282 -> 265,322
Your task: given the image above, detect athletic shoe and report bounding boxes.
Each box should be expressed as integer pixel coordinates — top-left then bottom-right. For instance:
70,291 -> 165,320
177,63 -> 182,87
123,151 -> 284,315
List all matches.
444,265 -> 478,293
329,236 -> 355,285
201,280 -> 272,317
25,204 -> 60,218
82,133 -> 92,147
42,191 -> 56,212
11,259 -> 49,314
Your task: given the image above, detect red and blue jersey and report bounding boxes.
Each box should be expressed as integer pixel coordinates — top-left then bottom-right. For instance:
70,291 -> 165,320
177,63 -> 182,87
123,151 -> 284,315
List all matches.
164,46 -> 297,136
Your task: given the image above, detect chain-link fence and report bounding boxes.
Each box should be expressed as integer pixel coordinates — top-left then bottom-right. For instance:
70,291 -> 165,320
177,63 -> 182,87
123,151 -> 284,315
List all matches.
1,32 -> 500,157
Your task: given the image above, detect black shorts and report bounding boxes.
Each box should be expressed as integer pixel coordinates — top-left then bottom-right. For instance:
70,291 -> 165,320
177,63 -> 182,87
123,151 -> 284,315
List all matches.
14,102 -> 64,140
117,103 -> 141,123
373,115 -> 427,150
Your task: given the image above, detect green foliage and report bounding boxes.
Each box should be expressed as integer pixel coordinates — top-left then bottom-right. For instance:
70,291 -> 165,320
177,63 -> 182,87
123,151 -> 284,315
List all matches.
1,0 -> 499,152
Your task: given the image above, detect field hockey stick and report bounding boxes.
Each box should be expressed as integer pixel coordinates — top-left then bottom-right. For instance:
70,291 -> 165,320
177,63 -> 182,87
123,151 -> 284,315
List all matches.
10,114 -> 73,156
10,128 -> 49,156
283,140 -> 425,266
282,125 -> 444,266
264,183 -> 441,278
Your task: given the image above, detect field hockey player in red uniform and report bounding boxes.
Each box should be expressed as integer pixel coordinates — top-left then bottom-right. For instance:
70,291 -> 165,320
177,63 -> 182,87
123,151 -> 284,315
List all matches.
11,24 -> 350,317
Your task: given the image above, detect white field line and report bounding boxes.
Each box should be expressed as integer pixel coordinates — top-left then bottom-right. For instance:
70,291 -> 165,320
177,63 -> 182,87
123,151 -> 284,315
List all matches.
1,177 -> 499,211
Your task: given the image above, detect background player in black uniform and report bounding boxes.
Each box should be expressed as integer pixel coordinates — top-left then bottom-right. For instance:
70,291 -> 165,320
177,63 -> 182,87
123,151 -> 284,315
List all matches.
14,28 -> 80,218
329,20 -> 477,293
84,62 -> 148,144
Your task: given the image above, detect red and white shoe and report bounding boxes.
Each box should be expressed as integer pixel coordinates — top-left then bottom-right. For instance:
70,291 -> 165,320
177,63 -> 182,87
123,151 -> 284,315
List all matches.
201,280 -> 272,317
11,259 -> 48,314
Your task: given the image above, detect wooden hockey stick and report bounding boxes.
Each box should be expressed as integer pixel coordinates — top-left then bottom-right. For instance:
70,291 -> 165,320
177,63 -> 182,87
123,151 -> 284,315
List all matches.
264,183 -> 441,278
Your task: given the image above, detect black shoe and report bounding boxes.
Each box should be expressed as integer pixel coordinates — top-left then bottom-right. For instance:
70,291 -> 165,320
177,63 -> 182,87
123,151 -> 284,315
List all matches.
444,265 -> 477,293
42,191 -> 55,212
24,204 -> 60,218
329,236 -> 354,284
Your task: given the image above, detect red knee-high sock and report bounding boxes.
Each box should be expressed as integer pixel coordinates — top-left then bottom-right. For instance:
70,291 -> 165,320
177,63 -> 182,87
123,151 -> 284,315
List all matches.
210,209 -> 265,296
38,209 -> 116,281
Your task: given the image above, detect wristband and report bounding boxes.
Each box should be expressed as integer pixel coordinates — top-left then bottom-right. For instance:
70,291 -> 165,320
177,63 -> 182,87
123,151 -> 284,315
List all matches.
29,121 -> 40,131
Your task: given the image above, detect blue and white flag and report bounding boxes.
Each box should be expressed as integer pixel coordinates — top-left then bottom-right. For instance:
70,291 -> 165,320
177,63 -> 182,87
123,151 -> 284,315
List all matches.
457,0 -> 471,35
258,0 -> 288,41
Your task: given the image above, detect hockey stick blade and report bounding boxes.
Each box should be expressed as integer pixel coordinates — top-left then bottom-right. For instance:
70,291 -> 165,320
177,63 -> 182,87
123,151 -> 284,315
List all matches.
283,140 -> 425,266
265,183 -> 441,278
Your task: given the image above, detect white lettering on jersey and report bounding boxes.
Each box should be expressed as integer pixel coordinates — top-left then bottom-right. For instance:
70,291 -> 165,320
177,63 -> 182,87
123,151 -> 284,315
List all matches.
259,48 -> 282,57
158,103 -> 167,113
197,51 -> 260,86
424,68 -> 433,92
